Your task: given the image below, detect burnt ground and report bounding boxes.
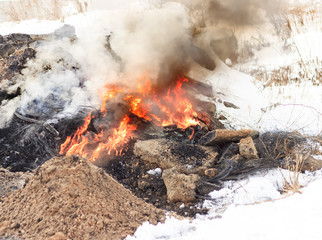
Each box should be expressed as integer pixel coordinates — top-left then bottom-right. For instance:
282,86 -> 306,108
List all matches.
104,147 -> 209,217
0,111 -> 90,172
0,113 -> 210,217
1,32 -> 320,220
0,108 -> 314,218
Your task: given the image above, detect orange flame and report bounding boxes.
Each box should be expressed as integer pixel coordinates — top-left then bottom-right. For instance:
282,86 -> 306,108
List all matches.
88,115 -> 136,162
60,75 -> 202,162
101,85 -> 124,112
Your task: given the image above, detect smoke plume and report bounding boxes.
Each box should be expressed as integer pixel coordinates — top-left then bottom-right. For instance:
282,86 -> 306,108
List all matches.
0,0 -> 283,125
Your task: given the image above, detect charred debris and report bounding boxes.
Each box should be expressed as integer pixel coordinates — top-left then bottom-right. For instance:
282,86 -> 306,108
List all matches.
1,26 -> 321,217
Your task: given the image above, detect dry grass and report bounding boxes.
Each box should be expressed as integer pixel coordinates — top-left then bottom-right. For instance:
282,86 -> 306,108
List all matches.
252,3 -> 322,87
282,152 -> 307,194
254,61 -> 322,87
1,0 -> 88,21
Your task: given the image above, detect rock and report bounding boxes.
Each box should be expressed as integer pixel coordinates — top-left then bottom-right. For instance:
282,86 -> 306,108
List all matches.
162,167 -> 200,203
225,58 -> 233,66
199,129 -> 259,146
218,115 -> 227,120
210,28 -> 238,62
134,139 -> 218,170
189,43 -> 216,70
204,168 -> 218,178
195,101 -> 216,116
239,136 -> 259,159
184,78 -> 214,98
0,35 -> 4,44
223,101 -> 239,109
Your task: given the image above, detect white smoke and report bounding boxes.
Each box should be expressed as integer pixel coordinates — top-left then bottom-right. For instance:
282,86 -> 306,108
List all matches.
4,1 -> 194,123
0,0 -> 284,126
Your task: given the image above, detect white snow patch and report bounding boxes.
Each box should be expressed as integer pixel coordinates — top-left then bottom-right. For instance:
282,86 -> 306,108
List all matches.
0,19 -> 63,35
128,169 -> 322,240
147,168 -> 162,176
202,61 -> 321,135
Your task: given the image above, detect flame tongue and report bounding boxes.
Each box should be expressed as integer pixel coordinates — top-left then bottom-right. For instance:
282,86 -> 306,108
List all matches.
88,115 -> 136,162
60,75 -> 202,161
125,76 -> 199,129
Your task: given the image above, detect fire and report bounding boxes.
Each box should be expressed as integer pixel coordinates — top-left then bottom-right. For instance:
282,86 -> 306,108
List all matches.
88,115 -> 136,162
60,75 -> 201,162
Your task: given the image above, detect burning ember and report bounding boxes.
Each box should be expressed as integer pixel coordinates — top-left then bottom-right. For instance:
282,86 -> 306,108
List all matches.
60,75 -> 201,161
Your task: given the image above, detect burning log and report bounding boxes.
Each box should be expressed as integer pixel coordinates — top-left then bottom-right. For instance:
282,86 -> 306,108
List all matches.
199,129 -> 259,146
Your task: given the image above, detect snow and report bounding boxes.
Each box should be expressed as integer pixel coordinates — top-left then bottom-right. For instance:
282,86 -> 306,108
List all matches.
0,19 -> 63,35
128,169 -> 322,240
201,7 -> 322,135
126,1 -> 321,239
0,1 -> 321,239
147,168 -> 162,176
211,71 -> 322,134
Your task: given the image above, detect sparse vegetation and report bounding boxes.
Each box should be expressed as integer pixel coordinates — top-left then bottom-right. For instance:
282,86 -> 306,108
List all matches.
282,152 -> 306,194
0,0 -> 88,21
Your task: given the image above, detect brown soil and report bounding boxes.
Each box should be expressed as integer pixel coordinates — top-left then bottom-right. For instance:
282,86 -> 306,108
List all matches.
0,156 -> 165,240
0,168 -> 31,198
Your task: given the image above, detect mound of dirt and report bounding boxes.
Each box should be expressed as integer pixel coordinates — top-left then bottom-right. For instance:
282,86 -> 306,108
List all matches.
0,156 -> 164,240
0,168 -> 31,198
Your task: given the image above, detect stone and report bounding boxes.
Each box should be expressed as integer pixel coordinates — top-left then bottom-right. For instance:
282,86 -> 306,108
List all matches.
189,43 -> 216,70
199,129 -> 259,146
204,168 -> 218,178
223,101 -> 239,109
162,167 -> 200,203
134,139 -> 218,170
239,136 -> 259,159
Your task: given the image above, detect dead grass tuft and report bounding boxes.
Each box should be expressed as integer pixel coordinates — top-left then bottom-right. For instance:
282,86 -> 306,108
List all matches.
282,152 -> 307,194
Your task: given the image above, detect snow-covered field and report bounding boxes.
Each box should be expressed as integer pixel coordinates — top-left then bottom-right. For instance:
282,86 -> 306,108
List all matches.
129,169 -> 322,240
1,0 -> 321,239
